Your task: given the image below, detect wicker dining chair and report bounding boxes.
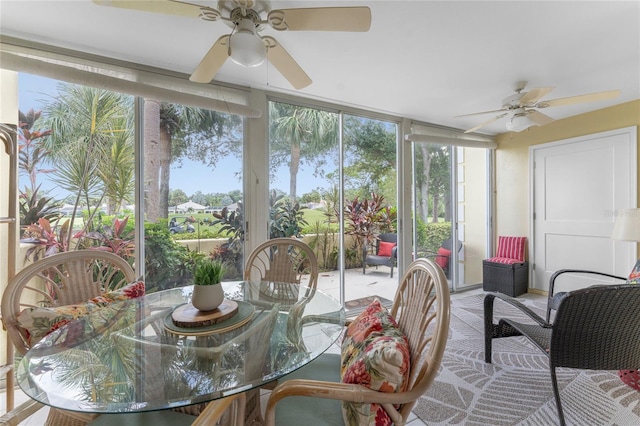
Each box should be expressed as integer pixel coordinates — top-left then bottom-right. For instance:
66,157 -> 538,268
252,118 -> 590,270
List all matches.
484,284 -> 640,426
264,258 -> 451,426
244,238 -> 319,306
0,250 -> 137,426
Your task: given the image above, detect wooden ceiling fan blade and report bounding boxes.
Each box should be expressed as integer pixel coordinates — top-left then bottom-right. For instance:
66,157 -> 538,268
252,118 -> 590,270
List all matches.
537,89 -> 621,108
267,7 -> 371,32
464,113 -> 507,134
189,35 -> 230,83
527,110 -> 554,126
263,37 -> 312,90
519,87 -> 554,105
92,0 -> 204,18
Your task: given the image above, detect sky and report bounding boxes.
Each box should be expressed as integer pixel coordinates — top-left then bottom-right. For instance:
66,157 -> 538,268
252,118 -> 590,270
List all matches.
17,73 -> 324,200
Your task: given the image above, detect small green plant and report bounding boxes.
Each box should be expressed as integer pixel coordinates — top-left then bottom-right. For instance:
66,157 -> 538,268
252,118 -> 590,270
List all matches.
193,259 -> 226,286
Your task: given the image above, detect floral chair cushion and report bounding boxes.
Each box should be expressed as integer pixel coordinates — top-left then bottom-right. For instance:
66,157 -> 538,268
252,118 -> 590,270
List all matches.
17,280 -> 145,347
340,299 -> 410,426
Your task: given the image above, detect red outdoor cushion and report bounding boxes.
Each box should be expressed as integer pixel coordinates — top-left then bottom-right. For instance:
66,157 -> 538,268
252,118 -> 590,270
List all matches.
495,236 -> 526,261
377,241 -> 396,257
485,257 -> 524,265
435,247 -> 451,270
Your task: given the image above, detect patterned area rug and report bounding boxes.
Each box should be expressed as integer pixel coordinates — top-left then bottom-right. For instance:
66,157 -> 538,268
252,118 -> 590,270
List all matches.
344,295 -> 393,316
413,293 -> 640,425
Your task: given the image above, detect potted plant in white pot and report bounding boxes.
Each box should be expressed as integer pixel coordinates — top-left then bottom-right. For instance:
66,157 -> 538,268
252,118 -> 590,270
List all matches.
191,258 -> 226,311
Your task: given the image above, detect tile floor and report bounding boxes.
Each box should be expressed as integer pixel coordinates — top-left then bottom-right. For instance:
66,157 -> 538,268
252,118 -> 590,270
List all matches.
1,266 -> 482,425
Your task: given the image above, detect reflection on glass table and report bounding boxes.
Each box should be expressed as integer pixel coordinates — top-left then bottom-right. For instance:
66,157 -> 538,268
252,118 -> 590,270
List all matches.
16,281 -> 345,415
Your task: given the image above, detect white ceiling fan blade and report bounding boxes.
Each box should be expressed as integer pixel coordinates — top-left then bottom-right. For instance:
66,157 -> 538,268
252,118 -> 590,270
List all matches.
263,36 -> 312,90
464,113 -> 508,134
456,109 -> 507,118
519,87 -> 554,105
527,110 -> 554,126
267,7 -> 371,32
189,35 -> 230,83
92,0 -> 204,18
536,89 -> 621,108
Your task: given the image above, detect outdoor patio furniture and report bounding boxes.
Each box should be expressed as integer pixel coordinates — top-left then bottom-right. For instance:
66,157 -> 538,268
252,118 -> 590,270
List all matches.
482,236 -> 528,296
484,284 -> 640,426
363,233 -> 397,278
423,237 -> 463,278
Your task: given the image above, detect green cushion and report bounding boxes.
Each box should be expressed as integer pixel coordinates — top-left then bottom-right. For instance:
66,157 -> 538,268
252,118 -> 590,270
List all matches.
88,410 -> 195,426
275,353 -> 343,426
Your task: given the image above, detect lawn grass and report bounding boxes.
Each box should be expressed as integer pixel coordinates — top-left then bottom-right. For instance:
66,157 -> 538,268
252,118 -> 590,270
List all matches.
168,207 -> 335,238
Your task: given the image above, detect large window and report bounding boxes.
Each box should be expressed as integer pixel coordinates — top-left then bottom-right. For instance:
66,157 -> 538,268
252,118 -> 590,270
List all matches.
5,53 -> 493,303
15,74 -> 245,292
142,99 -> 244,288
17,73 -> 136,262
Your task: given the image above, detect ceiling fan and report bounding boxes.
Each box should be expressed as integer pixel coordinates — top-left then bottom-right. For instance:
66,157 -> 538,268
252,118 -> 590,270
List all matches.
93,0 -> 372,90
458,81 -> 620,133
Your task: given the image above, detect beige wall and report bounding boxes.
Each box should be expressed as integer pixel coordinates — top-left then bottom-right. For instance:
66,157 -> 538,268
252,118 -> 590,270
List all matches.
494,100 -> 640,247
0,70 -> 19,382
459,146 -> 489,286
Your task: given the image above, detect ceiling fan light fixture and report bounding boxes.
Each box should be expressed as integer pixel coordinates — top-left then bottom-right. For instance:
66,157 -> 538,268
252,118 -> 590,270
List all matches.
505,113 -> 535,132
229,18 -> 266,68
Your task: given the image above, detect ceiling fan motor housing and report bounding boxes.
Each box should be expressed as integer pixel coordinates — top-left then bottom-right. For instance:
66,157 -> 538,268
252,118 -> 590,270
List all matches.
502,93 -> 526,109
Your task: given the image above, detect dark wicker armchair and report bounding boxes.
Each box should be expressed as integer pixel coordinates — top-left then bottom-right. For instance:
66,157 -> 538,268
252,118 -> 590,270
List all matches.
484,284 -> 640,426
545,269 -> 627,322
363,233 -> 397,278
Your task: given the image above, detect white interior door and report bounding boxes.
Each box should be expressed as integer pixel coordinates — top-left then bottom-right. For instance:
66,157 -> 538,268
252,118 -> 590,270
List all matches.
531,126 -> 637,292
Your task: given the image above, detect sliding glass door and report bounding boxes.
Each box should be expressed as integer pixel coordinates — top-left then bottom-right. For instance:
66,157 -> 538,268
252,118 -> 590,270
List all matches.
413,141 -> 489,291
267,100 -> 399,305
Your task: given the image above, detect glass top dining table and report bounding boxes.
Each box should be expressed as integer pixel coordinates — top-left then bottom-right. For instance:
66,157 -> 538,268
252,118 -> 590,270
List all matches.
16,281 -> 345,414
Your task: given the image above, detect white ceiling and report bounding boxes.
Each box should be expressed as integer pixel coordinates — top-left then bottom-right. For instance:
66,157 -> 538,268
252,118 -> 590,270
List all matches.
1,1 -> 639,135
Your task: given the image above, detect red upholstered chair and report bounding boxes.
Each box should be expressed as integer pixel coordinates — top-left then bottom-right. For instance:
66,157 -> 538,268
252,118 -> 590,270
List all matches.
482,236 -> 529,296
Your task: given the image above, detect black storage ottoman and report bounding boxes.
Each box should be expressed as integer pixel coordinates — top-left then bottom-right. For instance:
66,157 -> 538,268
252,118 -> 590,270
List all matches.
482,260 -> 529,297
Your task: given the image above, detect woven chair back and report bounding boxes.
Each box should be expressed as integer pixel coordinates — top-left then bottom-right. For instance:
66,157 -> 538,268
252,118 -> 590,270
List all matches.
551,284 -> 640,370
1,250 -> 136,355
389,258 -> 451,419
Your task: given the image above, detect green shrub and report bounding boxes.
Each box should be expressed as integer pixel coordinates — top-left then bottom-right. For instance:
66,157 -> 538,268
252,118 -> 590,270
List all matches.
144,221 -> 192,292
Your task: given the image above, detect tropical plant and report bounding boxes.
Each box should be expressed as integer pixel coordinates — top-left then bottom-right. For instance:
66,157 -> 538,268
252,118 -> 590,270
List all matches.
269,189 -> 308,238
19,185 -> 61,229
212,202 -> 244,244
22,218 -> 78,260
17,109 -> 54,194
343,192 -> 386,248
40,83 -> 135,245
193,258 -> 226,285
84,216 -> 135,261
143,221 -> 192,292
269,102 -> 338,202
144,99 -> 242,222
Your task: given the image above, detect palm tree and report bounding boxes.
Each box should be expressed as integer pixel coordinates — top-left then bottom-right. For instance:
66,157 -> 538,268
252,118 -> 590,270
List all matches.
41,84 -> 134,244
144,100 -> 241,221
269,102 -> 338,202
144,99 -> 161,222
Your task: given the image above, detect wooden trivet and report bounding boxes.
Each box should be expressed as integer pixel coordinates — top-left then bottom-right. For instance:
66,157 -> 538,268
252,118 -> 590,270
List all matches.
171,299 -> 238,328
